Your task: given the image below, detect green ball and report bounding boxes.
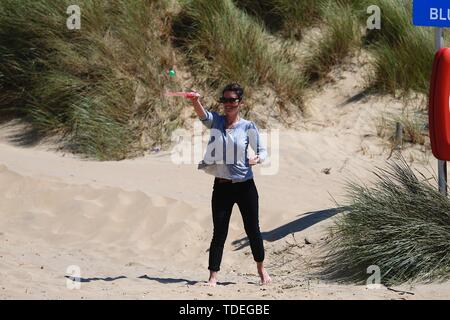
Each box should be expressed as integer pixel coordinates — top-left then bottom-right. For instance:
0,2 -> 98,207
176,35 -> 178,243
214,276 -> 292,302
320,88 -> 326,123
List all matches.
168,69 -> 176,77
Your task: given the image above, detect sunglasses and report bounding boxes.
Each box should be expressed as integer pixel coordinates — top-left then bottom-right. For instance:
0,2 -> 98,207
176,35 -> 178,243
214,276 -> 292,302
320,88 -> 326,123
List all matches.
218,97 -> 241,104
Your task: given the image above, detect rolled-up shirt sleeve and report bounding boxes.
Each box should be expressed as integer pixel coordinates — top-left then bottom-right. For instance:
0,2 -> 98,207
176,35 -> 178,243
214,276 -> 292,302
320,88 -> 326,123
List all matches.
248,121 -> 267,163
199,110 -> 219,129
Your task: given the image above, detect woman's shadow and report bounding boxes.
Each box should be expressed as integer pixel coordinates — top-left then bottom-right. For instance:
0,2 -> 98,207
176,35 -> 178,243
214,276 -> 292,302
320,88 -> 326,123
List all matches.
232,207 -> 347,250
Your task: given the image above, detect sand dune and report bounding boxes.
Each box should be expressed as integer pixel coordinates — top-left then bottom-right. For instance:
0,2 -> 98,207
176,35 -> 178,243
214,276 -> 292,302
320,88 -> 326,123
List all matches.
1,58 -> 449,299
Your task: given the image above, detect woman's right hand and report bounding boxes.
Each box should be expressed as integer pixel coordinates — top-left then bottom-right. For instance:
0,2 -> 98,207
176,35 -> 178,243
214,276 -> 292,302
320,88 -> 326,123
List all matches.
187,91 -> 201,103
188,91 -> 207,120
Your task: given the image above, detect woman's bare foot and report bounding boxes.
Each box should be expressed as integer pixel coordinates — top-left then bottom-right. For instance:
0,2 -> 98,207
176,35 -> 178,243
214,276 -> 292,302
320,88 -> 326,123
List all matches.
206,271 -> 218,287
257,262 -> 272,285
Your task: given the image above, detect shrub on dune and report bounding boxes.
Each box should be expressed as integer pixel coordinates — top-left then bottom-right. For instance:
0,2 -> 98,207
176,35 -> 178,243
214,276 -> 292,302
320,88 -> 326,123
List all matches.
0,0 -> 183,160
235,0 -> 324,40
365,0 -> 435,95
174,0 -> 306,110
303,1 -> 362,82
321,155 -> 450,285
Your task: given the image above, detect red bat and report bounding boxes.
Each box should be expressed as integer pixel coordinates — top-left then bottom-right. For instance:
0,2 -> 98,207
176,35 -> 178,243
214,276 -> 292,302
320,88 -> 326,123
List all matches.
164,91 -> 200,98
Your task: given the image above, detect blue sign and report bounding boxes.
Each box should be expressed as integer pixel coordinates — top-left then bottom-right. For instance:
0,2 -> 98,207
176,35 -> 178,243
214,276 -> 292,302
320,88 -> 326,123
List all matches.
413,0 -> 450,27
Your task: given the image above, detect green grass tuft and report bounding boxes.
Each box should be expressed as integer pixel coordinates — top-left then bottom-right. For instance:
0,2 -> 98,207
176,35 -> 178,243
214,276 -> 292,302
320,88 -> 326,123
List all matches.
321,155 -> 450,285
0,0 -> 184,160
174,0 -> 306,111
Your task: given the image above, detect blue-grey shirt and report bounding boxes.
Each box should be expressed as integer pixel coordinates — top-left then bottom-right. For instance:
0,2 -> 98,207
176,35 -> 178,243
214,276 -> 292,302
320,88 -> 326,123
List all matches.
198,110 -> 267,183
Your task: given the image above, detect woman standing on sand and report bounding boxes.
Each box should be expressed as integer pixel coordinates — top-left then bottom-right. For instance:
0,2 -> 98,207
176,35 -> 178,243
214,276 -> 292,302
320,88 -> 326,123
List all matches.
187,83 -> 271,286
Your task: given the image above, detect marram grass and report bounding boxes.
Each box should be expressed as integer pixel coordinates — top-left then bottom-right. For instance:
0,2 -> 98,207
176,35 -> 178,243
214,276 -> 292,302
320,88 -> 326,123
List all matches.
174,0 -> 306,109
320,155 -> 450,286
0,0 -> 183,160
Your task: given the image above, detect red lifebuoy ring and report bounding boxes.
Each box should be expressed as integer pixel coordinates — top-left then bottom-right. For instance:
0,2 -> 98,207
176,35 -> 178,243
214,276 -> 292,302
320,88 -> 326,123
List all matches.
429,48 -> 450,160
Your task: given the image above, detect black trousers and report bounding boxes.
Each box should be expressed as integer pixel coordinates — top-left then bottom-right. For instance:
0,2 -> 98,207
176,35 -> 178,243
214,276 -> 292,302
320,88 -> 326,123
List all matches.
208,178 -> 265,272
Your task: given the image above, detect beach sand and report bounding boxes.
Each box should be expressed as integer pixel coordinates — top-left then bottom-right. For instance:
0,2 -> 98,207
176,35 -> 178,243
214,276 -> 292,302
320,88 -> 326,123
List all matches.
1,57 -> 449,300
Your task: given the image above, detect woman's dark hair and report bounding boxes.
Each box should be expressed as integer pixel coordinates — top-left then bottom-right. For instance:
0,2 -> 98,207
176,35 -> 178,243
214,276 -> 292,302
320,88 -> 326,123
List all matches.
222,83 -> 244,101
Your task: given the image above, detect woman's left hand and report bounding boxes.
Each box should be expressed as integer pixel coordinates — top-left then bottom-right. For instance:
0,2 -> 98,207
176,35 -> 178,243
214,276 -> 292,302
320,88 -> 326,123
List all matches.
249,156 -> 260,166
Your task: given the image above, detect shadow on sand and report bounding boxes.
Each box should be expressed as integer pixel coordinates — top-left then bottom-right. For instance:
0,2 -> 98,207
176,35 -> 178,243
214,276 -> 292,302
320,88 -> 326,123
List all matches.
64,275 -> 127,283
0,118 -> 47,148
65,275 -> 236,286
232,207 -> 348,250
138,275 -> 236,286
